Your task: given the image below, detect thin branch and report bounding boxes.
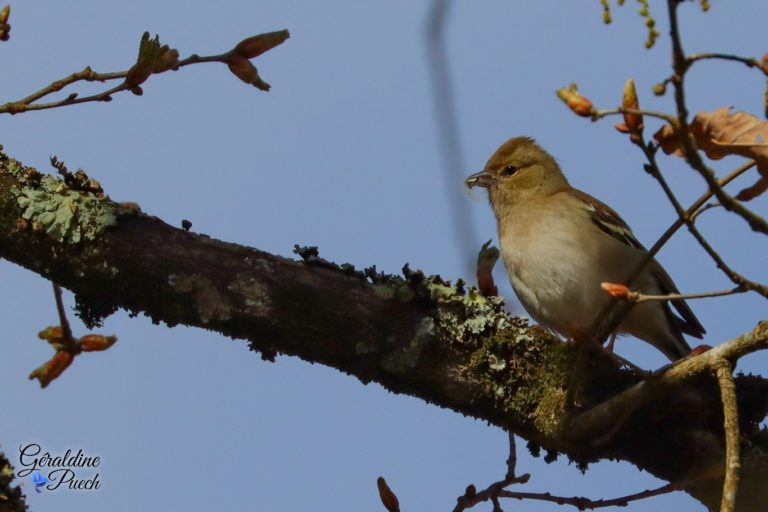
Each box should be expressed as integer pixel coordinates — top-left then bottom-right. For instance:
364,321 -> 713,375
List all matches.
630,160 -> 752,269
687,53 -> 767,75
20,67 -> 126,105
452,433 -> 529,512
498,482 -> 678,510
608,285 -> 747,304
52,283 -> 73,342
714,358 -> 740,512
592,107 -> 677,125
0,52 -> 232,115
638,143 -> 768,299
690,201 -> 721,222
454,430 -> 679,511
504,432 -> 517,479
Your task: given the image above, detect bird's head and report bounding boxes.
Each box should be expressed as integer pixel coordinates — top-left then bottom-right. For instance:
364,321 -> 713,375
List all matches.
465,136 -> 569,211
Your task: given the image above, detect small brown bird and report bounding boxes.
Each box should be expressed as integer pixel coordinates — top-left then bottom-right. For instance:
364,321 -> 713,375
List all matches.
465,136 -> 705,361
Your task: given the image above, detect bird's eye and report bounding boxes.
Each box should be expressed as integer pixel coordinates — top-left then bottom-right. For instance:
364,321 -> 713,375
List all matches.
503,165 -> 517,175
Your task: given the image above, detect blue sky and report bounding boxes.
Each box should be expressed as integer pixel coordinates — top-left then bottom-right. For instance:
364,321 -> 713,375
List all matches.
1,1 -> 766,511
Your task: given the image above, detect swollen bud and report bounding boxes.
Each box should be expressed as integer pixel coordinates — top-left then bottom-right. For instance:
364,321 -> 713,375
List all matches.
652,82 -> 667,96
600,282 -> 632,300
227,56 -> 271,91
556,84 -> 594,117
29,350 -> 74,388
125,32 -> 180,90
0,4 -> 10,41
38,325 -> 64,341
619,79 -> 643,141
233,30 -> 290,59
80,334 -> 118,352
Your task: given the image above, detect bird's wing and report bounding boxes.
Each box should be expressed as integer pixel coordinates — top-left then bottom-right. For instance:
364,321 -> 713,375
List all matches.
568,189 -> 706,339
567,189 -> 645,250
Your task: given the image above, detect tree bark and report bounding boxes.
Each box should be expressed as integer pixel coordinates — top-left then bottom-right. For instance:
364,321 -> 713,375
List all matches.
1,151 -> 767,511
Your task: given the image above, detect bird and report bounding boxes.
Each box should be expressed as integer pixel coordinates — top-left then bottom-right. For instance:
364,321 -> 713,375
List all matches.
464,136 -> 705,361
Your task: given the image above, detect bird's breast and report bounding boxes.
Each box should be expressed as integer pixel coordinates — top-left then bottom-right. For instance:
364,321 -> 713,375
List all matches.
496,206 -> 616,332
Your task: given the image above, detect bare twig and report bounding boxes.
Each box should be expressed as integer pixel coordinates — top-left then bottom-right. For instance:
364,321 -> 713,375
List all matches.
454,432 -> 678,512
636,287 -> 744,303
504,432 -> 516,479
592,107 -> 678,125
20,67 -> 126,105
690,201 -> 721,222
686,53 -> 767,75
0,29 -> 290,115
453,432 -> 530,512
603,283 -> 747,304
715,358 -> 740,512
498,482 -> 678,510
0,52 -> 230,115
52,283 -> 74,344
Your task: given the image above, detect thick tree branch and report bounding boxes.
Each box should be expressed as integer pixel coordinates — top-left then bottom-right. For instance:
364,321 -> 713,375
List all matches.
1,152 -> 767,511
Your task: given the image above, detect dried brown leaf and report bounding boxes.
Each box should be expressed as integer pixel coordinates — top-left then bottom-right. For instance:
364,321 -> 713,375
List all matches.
655,107 -> 768,199
736,177 -> 768,201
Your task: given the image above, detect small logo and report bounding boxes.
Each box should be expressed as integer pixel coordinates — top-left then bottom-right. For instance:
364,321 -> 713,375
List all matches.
17,444 -> 102,492
31,470 -> 48,493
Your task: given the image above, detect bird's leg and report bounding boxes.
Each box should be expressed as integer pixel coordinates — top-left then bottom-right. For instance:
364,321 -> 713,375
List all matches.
606,331 -> 618,352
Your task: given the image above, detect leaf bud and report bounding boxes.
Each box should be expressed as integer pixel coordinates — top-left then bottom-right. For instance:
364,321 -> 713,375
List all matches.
556,84 -> 594,117
80,334 -> 118,352
29,350 -> 74,388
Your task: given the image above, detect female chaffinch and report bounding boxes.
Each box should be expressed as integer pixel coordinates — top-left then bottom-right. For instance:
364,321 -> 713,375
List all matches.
465,136 -> 705,361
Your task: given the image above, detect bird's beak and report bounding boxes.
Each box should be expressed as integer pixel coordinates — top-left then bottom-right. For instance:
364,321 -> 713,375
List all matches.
464,170 -> 496,189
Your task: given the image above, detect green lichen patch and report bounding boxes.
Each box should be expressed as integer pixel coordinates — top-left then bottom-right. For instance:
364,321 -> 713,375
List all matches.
466,323 -> 575,437
432,283 -> 508,345
15,174 -> 138,244
0,155 -> 26,181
